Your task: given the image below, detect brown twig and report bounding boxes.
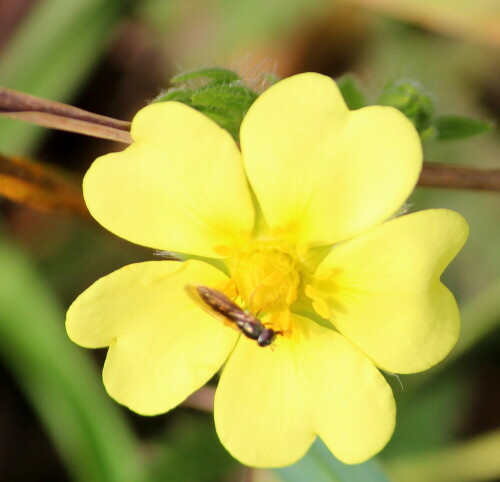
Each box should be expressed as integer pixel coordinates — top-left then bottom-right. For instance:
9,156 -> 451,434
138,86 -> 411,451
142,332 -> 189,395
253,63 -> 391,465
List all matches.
1,88 -> 499,192
419,163 -> 500,192
0,87 -> 132,144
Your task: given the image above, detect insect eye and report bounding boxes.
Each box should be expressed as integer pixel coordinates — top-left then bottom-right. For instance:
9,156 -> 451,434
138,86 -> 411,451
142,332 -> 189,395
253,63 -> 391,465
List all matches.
257,328 -> 275,347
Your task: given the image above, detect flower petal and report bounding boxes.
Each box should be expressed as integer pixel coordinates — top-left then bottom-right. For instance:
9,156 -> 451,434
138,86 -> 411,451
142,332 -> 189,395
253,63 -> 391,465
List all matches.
240,72 -> 422,246
66,260 -> 238,415
214,315 -> 394,467
84,102 -> 254,257
298,317 -> 395,464
214,326 -> 313,468
312,209 -> 468,374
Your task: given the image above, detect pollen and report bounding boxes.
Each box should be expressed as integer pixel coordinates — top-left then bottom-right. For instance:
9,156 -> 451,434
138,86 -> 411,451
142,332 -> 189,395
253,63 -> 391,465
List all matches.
227,242 -> 301,316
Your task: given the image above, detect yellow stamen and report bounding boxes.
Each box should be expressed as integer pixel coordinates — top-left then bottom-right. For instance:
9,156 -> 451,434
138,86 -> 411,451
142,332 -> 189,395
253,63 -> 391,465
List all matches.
227,242 -> 302,331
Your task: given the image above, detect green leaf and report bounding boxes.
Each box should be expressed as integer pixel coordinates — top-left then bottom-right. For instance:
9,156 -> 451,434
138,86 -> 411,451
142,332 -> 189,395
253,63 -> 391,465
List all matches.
197,109 -> 242,140
191,84 -> 258,112
171,67 -> 241,85
433,115 -> 492,140
376,79 -> 435,134
275,439 -> 390,482
157,88 -> 197,103
336,75 -> 368,110
0,236 -> 146,482
154,67 -> 259,141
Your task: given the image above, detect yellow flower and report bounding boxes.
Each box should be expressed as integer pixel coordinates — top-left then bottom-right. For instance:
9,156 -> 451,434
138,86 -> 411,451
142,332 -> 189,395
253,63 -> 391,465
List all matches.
66,73 -> 468,467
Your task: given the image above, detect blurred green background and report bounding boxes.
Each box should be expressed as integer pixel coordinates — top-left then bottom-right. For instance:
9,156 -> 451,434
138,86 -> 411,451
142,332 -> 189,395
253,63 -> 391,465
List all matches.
0,0 -> 499,481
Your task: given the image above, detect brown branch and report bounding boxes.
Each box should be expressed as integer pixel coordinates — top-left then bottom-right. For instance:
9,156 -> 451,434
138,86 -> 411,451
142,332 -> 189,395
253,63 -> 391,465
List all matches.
419,162 -> 500,192
1,88 -> 499,192
0,87 -> 132,144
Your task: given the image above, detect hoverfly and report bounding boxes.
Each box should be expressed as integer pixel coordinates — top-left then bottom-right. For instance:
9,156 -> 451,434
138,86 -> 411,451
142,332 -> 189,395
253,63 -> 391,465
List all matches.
185,284 -> 279,347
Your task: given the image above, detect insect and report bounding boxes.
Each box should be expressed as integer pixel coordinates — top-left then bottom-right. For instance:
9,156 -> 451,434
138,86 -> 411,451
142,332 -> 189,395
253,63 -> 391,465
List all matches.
185,284 -> 279,347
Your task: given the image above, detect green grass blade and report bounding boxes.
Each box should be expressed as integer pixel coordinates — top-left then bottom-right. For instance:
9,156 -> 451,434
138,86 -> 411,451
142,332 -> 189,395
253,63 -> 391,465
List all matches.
0,237 -> 147,482
0,0 -> 131,155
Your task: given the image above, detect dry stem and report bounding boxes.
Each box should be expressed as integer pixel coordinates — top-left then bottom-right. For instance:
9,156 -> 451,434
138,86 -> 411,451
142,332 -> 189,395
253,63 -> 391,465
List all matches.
1,87 -> 498,192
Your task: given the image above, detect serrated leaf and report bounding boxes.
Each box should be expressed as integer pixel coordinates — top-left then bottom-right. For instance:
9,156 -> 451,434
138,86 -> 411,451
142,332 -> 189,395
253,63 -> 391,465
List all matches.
155,89 -> 197,103
171,67 -> 241,85
192,85 -> 258,112
200,110 -> 241,139
433,115 -> 492,140
154,68 -> 259,141
336,75 -> 368,110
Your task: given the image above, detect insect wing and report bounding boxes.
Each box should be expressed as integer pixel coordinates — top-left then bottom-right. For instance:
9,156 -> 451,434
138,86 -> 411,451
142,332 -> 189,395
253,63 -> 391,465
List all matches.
185,284 -> 230,325
184,284 -> 277,347
184,284 -> 241,330
194,286 -> 264,340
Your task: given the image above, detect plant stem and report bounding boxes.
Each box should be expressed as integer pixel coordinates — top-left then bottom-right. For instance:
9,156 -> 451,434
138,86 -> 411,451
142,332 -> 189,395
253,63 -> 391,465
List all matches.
1,87 -> 499,192
419,163 -> 500,192
0,87 -> 131,144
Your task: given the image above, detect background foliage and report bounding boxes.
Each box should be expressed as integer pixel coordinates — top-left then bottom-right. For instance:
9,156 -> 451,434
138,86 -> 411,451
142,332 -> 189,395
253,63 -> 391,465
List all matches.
0,0 -> 499,480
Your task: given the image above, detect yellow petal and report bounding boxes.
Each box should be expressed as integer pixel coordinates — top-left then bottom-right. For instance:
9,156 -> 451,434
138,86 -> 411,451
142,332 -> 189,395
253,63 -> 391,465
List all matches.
298,317 -> 395,464
240,72 -> 422,246
214,315 -> 395,467
313,209 -> 468,374
214,329 -> 313,468
66,260 -> 238,415
84,102 -> 254,257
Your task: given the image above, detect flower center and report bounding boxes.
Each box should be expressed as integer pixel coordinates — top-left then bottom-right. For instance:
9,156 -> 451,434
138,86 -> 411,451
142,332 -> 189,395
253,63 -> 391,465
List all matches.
227,242 -> 301,316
